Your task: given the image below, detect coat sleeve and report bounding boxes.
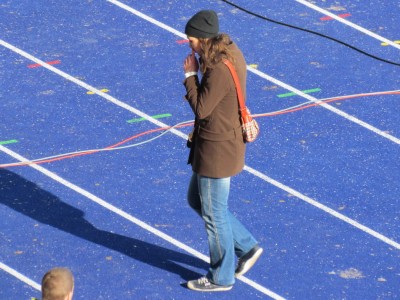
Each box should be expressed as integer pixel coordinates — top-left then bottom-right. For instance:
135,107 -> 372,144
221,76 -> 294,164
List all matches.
183,66 -> 230,120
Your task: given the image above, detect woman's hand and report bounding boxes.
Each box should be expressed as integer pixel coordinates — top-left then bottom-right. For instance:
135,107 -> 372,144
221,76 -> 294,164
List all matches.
183,50 -> 199,73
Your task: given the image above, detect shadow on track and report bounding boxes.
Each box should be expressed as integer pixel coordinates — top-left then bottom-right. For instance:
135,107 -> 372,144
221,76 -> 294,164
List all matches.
0,168 -> 207,281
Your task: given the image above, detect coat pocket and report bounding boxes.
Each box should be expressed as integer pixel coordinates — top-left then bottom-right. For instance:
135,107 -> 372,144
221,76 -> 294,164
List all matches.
198,126 -> 240,142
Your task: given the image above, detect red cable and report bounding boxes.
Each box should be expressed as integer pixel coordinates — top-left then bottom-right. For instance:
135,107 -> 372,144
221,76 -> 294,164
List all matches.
1,92 -> 398,168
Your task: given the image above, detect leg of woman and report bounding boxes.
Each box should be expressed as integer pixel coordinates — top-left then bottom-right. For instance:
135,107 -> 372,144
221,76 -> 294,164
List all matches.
189,169 -> 258,259
228,211 -> 258,258
197,174 -> 235,286
187,172 -> 202,216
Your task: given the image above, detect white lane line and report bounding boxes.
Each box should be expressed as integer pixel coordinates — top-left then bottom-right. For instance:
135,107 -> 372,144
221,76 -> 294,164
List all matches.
297,0 -> 400,49
0,145 -> 284,300
1,17 -> 399,247
247,67 -> 400,145
0,40 -> 187,142
1,38 -> 398,245
244,165 -> 400,250
107,0 -> 186,39
1,1 -> 398,294
296,0 -> 400,50
0,261 -> 41,291
106,0 -> 400,145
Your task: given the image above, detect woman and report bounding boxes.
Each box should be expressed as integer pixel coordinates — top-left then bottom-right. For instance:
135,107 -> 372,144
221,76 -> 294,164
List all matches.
182,10 -> 263,292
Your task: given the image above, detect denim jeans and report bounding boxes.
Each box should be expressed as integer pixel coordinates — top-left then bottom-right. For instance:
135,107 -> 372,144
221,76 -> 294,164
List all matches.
187,172 -> 258,286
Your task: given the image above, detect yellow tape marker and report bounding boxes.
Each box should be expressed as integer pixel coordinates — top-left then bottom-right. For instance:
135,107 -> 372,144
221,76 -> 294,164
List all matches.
381,40 -> 400,46
87,89 -> 109,95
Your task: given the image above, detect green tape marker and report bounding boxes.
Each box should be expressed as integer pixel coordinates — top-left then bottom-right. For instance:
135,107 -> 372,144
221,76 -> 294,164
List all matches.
0,139 -> 18,145
127,113 -> 172,123
278,88 -> 321,98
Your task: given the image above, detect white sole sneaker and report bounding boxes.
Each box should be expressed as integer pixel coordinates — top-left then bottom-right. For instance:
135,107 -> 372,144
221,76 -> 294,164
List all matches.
235,246 -> 263,277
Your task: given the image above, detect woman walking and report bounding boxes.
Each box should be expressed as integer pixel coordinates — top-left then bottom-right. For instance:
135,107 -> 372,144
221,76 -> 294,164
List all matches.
182,10 -> 263,292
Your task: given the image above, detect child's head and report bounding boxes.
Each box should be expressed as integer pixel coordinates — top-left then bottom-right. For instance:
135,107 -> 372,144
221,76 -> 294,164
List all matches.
41,267 -> 74,300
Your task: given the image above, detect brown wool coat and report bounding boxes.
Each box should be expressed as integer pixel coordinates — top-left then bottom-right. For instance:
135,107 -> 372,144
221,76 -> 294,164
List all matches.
183,42 -> 247,178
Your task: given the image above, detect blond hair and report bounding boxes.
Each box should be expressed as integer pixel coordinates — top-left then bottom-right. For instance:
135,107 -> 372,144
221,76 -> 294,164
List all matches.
41,268 -> 74,300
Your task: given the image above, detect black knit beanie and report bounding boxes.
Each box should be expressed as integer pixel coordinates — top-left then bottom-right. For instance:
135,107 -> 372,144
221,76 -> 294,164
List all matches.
185,10 -> 219,39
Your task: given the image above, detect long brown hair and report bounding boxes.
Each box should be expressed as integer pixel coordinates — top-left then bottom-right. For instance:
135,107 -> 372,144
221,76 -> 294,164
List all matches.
198,33 -> 235,73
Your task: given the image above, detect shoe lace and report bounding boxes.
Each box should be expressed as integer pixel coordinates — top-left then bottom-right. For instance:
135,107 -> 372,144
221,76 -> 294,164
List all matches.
198,277 -> 210,284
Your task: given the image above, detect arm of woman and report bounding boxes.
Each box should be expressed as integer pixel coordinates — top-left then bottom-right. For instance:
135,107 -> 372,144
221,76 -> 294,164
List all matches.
184,65 -> 230,119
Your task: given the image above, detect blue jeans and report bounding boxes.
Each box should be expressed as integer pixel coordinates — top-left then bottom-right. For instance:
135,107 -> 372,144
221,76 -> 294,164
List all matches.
187,172 -> 258,286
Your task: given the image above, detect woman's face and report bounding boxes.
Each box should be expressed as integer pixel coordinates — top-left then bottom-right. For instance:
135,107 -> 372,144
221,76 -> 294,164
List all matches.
187,36 -> 201,54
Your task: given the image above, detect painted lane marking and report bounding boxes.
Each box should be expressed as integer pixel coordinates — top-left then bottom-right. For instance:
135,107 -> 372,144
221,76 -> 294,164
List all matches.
1,3 -> 399,292
296,0 -> 400,50
2,41 -> 398,297
105,0 -> 400,145
0,262 -> 41,291
278,88 -> 321,98
247,66 -> 400,145
244,165 -> 400,250
106,0 -> 186,39
0,40 -> 188,142
27,59 -> 61,68
0,1 -> 396,296
0,139 -> 18,145
1,8 -> 397,240
127,113 -> 172,123
0,144 -> 285,300
1,40 -> 398,297
320,13 -> 351,21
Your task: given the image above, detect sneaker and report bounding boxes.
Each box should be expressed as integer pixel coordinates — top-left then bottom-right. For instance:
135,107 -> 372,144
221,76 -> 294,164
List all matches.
187,277 -> 233,292
235,245 -> 263,277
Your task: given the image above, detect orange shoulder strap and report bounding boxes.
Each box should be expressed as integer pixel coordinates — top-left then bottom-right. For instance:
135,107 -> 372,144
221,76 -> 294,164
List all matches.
223,60 -> 248,117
